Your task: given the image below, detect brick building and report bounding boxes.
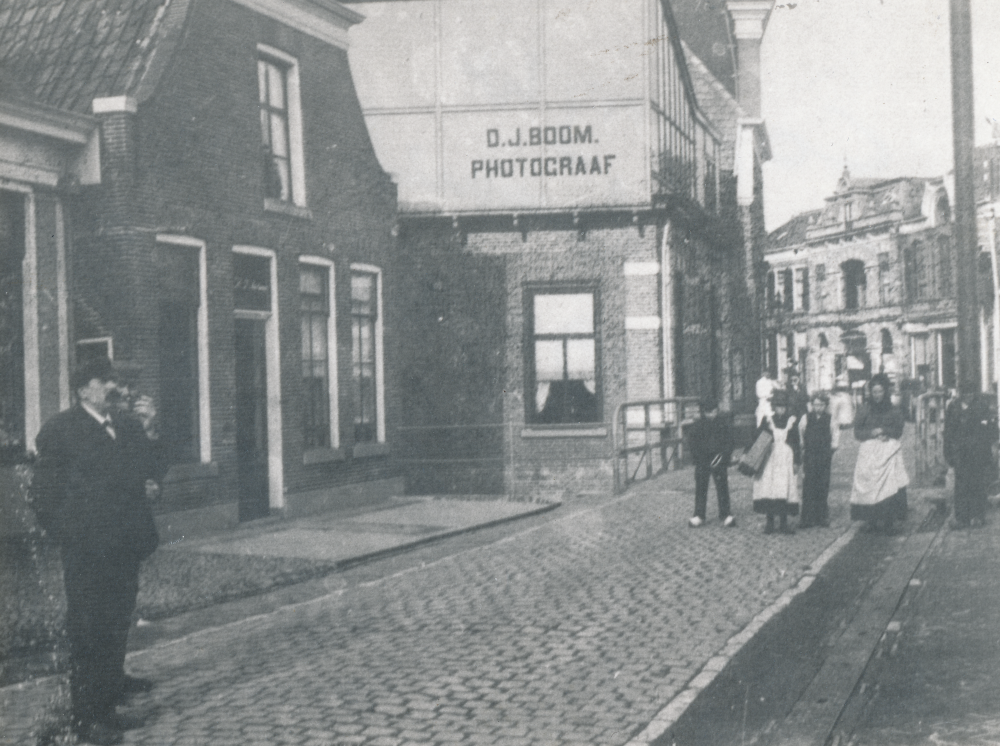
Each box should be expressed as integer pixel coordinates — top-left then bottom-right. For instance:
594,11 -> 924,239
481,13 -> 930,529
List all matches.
346,0 -> 774,496
0,0 -> 399,538
764,167 -> 959,398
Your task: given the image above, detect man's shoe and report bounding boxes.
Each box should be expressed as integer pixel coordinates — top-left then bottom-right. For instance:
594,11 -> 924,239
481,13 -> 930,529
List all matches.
763,522 -> 775,535
688,516 -> 703,527
722,515 -> 736,528
72,722 -> 124,746
122,674 -> 154,694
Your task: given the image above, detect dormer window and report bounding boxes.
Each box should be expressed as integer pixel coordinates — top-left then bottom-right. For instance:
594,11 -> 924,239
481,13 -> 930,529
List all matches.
257,45 -> 307,210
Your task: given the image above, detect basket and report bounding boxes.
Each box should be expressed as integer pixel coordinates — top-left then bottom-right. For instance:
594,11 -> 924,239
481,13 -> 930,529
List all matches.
737,429 -> 773,477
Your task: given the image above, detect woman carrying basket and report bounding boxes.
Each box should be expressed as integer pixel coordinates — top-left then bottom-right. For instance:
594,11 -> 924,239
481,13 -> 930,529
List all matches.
849,374 -> 908,534
752,389 -> 801,534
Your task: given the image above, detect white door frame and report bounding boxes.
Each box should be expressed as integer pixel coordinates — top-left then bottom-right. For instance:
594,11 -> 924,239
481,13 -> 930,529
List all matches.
233,245 -> 284,511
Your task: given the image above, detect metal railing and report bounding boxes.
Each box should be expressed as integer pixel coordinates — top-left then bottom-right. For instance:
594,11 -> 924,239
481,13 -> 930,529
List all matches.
612,397 -> 700,494
914,391 -> 949,486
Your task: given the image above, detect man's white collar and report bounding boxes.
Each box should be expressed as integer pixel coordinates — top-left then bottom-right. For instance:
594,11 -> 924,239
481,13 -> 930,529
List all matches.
80,401 -> 110,425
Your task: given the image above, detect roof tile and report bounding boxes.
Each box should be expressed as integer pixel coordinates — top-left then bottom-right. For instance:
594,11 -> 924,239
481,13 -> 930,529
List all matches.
0,0 -> 183,113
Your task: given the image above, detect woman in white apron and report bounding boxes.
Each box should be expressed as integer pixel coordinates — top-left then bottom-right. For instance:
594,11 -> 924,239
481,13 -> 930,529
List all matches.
753,390 -> 801,534
850,374 -> 908,533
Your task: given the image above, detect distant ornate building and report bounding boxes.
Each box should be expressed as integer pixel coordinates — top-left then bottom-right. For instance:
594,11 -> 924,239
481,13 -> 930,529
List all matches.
764,168 -> 956,396
976,143 -> 1000,390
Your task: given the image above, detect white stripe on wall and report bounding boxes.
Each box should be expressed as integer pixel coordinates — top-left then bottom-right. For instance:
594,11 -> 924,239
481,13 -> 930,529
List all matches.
56,200 -> 70,410
626,315 -> 662,330
23,192 -> 40,451
623,261 -> 660,276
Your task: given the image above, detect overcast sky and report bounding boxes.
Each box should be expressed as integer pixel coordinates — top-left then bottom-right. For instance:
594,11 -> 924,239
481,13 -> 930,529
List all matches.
760,0 -> 1000,232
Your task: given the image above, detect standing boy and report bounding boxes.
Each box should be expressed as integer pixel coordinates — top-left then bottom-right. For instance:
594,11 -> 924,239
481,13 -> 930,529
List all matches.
688,398 -> 736,528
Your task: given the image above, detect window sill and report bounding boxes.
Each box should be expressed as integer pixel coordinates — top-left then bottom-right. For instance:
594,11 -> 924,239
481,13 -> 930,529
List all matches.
521,427 -> 608,439
303,447 -> 346,465
353,442 -> 391,459
264,199 -> 312,220
164,462 -> 219,482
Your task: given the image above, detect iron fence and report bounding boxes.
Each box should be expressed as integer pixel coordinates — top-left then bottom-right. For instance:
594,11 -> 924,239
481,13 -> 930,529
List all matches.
914,391 -> 949,486
611,397 -> 701,494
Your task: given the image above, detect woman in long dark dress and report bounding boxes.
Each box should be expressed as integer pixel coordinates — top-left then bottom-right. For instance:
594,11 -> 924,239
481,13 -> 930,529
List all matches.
800,392 -> 838,528
850,374 -> 908,533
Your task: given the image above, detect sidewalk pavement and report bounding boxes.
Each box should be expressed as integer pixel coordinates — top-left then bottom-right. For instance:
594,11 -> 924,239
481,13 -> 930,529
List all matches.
166,496 -> 560,565
846,497 -> 1000,745
136,495 -> 563,637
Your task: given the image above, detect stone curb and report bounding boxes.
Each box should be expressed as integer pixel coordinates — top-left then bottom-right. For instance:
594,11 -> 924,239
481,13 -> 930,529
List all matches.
322,500 -> 562,572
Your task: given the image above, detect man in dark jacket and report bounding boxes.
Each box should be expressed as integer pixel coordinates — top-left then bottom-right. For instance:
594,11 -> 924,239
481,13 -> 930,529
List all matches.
786,369 -> 809,419
687,398 -> 736,528
944,392 -> 999,529
30,357 -> 167,745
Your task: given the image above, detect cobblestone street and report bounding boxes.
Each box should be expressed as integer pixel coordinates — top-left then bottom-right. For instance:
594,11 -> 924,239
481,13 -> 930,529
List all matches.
4,444 -> 868,746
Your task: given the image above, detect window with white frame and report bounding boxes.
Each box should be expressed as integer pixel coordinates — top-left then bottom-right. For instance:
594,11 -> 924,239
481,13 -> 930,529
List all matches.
730,348 -> 745,402
257,46 -> 306,207
795,267 -> 809,311
351,267 -> 384,444
156,241 -> 202,465
0,192 -> 25,460
527,288 -> 600,425
300,260 -> 338,450
781,269 -> 794,311
878,252 -> 892,306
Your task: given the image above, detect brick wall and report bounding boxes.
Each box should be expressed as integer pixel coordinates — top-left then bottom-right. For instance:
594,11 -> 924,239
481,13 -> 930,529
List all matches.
395,221 -> 508,494
395,204 -> 754,499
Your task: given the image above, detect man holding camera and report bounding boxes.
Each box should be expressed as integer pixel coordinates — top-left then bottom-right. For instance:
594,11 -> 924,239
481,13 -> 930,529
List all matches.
30,356 -> 166,745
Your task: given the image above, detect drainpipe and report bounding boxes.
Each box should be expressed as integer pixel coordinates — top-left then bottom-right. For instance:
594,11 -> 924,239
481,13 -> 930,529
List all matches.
726,0 -> 775,377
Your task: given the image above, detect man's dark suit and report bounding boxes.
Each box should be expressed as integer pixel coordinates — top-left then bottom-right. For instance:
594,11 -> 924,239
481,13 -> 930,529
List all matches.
30,406 -> 165,727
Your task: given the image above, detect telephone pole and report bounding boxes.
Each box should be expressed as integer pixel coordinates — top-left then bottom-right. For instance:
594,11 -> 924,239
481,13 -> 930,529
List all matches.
951,0 -> 980,394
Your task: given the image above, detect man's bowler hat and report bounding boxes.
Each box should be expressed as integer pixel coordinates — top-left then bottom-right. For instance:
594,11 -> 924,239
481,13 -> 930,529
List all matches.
71,356 -> 118,392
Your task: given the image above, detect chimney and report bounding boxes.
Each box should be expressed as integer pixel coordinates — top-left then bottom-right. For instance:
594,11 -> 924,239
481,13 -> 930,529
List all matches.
726,1 -> 773,117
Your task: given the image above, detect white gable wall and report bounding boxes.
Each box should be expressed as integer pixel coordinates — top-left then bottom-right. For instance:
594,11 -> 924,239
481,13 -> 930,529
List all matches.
347,0 -> 655,213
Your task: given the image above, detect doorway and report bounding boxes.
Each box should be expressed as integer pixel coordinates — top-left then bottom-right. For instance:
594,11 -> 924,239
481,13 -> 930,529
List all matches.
234,318 -> 269,521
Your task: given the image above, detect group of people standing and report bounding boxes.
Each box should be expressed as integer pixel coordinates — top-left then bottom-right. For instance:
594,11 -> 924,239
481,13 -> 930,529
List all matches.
687,371 -> 912,536
748,374 -> 845,535
688,368 -> 1000,536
